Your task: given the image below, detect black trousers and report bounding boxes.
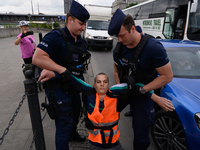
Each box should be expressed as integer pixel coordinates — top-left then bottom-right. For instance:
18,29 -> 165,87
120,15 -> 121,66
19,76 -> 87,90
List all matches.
23,57 -> 32,64
71,93 -> 81,136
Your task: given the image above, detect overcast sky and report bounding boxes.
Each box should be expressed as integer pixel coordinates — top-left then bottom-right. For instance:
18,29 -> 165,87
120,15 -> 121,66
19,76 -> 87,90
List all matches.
0,0 -> 114,15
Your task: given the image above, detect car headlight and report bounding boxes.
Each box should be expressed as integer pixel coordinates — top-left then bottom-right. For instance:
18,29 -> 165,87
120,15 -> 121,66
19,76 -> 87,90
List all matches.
194,113 -> 200,129
108,36 -> 113,40
86,33 -> 93,39
87,35 -> 93,39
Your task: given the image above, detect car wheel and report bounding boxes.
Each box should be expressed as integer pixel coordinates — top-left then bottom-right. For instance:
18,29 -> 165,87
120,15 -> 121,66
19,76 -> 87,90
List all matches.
151,110 -> 187,150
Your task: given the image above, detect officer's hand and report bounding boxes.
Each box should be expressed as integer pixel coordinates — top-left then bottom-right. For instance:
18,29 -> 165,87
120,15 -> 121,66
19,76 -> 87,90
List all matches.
126,76 -> 135,91
38,69 -> 55,82
134,85 -> 144,96
61,69 -> 71,93
120,89 -> 132,98
72,84 -> 83,93
61,69 -> 71,82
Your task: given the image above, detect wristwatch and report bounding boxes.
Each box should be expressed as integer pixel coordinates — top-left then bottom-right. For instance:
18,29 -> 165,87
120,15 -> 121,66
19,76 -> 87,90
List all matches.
140,86 -> 146,94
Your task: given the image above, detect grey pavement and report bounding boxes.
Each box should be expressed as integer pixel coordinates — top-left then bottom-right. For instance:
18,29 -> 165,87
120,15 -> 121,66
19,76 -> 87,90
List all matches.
0,33 -> 93,150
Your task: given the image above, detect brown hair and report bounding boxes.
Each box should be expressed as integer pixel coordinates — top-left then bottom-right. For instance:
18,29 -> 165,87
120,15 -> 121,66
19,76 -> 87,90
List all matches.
122,14 -> 135,33
94,72 -> 109,83
65,12 -> 75,24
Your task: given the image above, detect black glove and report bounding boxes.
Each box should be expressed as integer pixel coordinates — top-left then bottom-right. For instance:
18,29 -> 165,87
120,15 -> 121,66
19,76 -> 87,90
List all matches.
126,76 -> 135,91
72,84 -> 83,93
21,31 -> 34,38
120,89 -> 132,99
61,69 -> 72,93
134,85 -> 144,96
61,69 -> 71,82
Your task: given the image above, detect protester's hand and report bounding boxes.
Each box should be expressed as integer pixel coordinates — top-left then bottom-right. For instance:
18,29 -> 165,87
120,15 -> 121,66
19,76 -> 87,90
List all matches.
38,69 -> 55,82
20,31 -> 33,38
20,32 -> 27,38
155,96 -> 175,112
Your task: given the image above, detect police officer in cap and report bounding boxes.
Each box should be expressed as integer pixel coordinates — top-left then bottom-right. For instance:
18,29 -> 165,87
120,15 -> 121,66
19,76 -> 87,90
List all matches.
108,9 -> 173,150
33,1 -> 90,149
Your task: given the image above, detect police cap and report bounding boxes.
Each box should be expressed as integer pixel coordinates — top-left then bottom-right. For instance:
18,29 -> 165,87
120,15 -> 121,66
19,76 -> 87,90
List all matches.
108,9 -> 126,36
69,0 -> 90,23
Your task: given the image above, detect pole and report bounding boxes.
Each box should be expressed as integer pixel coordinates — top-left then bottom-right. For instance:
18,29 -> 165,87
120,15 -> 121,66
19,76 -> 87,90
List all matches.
39,32 -> 43,42
24,70 -> 46,150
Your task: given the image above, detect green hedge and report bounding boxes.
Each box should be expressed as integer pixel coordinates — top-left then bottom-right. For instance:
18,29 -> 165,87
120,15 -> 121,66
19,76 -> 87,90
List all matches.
29,23 -> 52,29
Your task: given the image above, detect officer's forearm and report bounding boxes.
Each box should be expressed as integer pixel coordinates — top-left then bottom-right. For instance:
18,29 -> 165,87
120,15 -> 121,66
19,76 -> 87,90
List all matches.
33,48 -> 66,74
143,62 -> 173,92
143,74 -> 172,92
114,72 -> 120,84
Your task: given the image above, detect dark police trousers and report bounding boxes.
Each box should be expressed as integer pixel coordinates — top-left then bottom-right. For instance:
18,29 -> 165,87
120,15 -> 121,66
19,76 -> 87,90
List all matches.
71,93 -> 81,136
45,87 -> 73,150
130,95 -> 155,150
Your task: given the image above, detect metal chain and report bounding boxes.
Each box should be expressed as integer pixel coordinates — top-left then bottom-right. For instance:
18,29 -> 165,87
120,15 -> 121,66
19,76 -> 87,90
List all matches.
41,110 -> 47,122
0,94 -> 26,145
29,130 -> 36,150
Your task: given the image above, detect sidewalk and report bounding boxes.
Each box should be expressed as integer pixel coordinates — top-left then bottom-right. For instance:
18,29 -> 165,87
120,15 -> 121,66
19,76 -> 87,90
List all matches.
0,33 -> 93,150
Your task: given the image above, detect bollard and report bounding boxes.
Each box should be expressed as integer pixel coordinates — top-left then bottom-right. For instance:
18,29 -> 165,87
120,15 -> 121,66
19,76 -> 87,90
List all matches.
39,32 -> 43,42
24,70 -> 46,150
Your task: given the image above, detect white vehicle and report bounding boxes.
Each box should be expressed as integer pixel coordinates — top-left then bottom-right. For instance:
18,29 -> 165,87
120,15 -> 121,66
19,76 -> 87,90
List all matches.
122,0 -> 200,42
83,4 -> 113,50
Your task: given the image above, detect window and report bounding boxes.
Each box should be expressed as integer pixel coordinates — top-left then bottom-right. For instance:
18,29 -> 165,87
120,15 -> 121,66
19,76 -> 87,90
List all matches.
152,0 -> 169,14
140,2 -> 153,19
163,8 -> 175,39
133,6 -> 142,20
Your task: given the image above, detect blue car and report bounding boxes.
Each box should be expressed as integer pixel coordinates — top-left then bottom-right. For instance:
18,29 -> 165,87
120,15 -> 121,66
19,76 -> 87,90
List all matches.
151,39 -> 200,150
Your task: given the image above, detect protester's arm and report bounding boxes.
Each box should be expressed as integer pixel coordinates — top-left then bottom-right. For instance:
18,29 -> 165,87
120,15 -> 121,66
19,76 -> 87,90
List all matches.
135,83 -> 175,112
112,83 -> 175,112
32,47 -> 66,74
151,93 -> 175,112
113,62 -> 120,84
38,69 -> 92,92
140,62 -> 173,93
14,37 -> 22,45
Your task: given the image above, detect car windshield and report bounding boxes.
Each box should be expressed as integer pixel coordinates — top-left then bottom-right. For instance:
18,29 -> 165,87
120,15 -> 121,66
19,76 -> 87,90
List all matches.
166,47 -> 200,79
87,20 -> 109,30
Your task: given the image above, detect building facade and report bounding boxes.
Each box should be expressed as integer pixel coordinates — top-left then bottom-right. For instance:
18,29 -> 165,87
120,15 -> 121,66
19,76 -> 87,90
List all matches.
64,0 -> 73,14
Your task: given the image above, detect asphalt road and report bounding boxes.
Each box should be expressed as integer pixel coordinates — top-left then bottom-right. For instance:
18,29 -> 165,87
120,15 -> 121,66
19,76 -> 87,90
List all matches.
88,38 -> 158,150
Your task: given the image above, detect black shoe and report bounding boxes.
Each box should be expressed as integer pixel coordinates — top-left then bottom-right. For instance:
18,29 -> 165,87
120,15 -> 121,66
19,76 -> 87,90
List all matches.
124,111 -> 132,117
69,133 -> 86,142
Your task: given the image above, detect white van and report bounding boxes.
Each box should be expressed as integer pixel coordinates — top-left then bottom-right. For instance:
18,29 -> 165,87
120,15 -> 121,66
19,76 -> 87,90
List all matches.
83,5 -> 113,50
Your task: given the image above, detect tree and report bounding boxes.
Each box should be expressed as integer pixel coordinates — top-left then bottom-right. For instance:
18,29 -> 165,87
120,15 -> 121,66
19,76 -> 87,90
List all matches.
126,3 -> 138,9
53,22 -> 60,28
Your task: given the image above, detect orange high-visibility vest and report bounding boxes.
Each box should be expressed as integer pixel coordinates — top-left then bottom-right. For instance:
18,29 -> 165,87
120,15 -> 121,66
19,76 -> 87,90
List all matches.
87,92 -> 120,144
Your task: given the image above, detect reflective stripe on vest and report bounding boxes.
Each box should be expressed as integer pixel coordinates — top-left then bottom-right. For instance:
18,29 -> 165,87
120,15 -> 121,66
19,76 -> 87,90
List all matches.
88,126 -> 119,136
90,119 -> 118,127
87,92 -> 120,144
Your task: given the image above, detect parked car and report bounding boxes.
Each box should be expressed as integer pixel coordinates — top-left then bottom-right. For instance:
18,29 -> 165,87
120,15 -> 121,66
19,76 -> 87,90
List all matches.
151,39 -> 200,150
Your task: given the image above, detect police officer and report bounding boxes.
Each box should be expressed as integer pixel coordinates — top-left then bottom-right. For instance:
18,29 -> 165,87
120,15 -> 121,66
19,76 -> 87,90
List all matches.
32,1 -> 90,150
108,9 -> 173,150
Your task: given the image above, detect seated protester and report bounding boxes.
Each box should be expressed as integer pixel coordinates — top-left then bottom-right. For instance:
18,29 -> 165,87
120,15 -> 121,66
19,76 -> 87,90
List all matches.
39,71 -> 175,150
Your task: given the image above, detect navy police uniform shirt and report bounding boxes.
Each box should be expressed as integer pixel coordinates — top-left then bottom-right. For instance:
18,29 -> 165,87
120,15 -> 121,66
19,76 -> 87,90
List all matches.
37,26 -> 87,66
113,34 -> 169,71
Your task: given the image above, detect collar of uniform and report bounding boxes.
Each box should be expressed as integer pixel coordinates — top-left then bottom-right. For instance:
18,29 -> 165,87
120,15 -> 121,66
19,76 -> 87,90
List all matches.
63,26 -> 82,44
